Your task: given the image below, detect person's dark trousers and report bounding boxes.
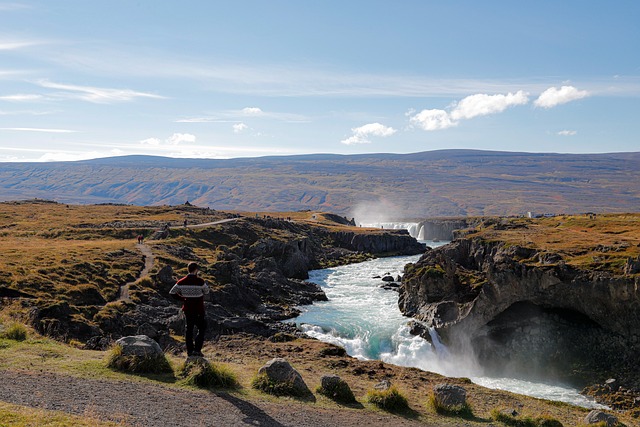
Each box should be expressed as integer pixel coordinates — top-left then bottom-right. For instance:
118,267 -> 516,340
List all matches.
184,311 -> 207,354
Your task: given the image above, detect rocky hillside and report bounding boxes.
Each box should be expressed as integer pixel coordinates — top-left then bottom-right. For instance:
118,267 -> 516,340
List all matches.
0,201 -> 424,348
2,150 -> 640,218
399,213 -> 640,411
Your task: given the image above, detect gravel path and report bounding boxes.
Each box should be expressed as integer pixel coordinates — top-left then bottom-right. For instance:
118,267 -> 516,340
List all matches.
118,243 -> 155,303
0,370 -> 433,427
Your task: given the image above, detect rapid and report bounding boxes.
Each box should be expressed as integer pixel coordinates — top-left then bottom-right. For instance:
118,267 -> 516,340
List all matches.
293,235 -> 606,409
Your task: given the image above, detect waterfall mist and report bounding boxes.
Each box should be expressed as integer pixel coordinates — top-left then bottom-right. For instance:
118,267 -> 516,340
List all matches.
293,252 -> 607,409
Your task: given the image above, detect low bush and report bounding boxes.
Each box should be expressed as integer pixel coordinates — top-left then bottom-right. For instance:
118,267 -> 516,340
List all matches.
177,359 -> 238,389
491,408 -> 563,427
105,345 -> 172,374
0,322 -> 28,341
428,392 -> 474,418
251,373 -> 304,397
366,386 -> 409,412
316,379 -> 356,404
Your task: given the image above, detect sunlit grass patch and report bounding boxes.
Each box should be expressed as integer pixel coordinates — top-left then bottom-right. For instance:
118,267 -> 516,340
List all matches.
366,386 -> 409,412
105,344 -> 173,374
177,358 -> 239,389
0,401 -> 125,427
0,321 -> 28,341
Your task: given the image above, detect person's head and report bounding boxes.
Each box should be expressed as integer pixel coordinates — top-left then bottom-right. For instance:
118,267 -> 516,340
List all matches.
187,262 -> 199,274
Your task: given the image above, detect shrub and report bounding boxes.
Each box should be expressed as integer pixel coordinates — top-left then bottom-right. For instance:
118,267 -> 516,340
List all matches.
105,345 -> 172,374
178,359 -> 238,389
269,332 -> 297,343
251,372 -> 304,397
1,322 -> 28,341
366,386 -> 409,412
491,408 -> 564,427
428,392 -> 474,418
316,378 -> 356,404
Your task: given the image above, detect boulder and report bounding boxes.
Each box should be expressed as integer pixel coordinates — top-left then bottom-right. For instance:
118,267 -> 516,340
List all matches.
156,265 -> 175,286
257,358 -> 311,397
432,384 -> 467,408
374,379 -> 392,391
624,256 -> 640,275
319,374 -> 356,403
115,335 -> 163,358
584,410 -> 619,426
136,322 -> 158,339
382,275 -> 395,282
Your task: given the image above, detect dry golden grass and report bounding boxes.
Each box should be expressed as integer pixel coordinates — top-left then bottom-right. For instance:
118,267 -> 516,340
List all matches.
470,213 -> 640,272
0,401 -> 125,427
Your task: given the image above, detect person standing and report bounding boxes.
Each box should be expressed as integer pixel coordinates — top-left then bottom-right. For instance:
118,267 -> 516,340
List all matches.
169,262 -> 210,357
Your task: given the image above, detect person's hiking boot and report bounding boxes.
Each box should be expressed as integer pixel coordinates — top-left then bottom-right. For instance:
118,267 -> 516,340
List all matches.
192,350 -> 204,357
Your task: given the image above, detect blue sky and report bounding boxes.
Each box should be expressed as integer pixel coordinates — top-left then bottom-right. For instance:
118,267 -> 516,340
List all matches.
1,1 -> 639,161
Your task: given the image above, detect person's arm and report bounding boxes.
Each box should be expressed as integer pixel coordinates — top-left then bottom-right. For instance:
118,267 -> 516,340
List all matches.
169,283 -> 185,301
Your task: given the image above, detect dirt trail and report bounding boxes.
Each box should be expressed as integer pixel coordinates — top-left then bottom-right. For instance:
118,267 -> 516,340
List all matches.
0,370 -> 433,427
117,243 -> 154,302
116,219 -> 235,301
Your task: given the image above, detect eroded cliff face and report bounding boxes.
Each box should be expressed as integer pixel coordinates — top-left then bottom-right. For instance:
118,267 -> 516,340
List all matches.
399,238 -> 640,388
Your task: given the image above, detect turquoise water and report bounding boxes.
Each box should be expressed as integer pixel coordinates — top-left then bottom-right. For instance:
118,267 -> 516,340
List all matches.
293,246 -> 606,409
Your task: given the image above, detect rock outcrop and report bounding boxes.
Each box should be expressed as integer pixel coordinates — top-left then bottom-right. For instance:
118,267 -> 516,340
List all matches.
399,238 -> 640,388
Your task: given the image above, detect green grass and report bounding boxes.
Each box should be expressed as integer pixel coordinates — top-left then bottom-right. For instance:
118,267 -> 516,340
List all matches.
105,345 -> 173,374
366,386 -> 409,412
0,321 -> 28,341
427,393 -> 474,418
0,401 -> 124,427
316,378 -> 356,404
251,372 -> 306,397
177,358 -> 239,389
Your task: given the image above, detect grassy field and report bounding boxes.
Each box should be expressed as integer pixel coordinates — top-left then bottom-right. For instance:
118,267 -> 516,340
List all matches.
469,213 -> 640,272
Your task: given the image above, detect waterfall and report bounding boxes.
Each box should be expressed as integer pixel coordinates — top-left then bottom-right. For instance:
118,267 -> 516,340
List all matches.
360,222 -> 420,239
293,253 -> 608,409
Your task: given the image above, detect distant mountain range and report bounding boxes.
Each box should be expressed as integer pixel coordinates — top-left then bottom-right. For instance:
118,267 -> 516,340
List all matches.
1,150 -> 639,219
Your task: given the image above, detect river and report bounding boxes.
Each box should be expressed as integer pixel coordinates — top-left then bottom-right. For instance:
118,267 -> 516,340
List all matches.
292,244 -> 605,409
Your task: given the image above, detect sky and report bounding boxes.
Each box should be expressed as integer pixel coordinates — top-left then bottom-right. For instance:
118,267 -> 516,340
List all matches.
0,1 -> 639,162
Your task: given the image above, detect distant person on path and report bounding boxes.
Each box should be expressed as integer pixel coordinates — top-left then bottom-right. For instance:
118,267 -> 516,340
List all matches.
169,262 -> 210,357
137,234 -> 143,244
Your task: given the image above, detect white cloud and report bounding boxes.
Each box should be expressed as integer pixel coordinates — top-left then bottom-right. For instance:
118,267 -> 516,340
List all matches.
450,91 -> 529,120
233,123 -> 248,133
242,107 -> 263,116
167,133 -> 196,145
175,117 -> 219,123
409,109 -> 457,131
37,151 -> 117,162
0,94 -> 43,102
140,133 -> 196,146
558,130 -> 577,136
0,40 -> 40,50
36,79 -> 165,104
341,122 -> 396,145
140,137 -> 161,146
534,85 -> 589,108
0,127 -> 77,133
410,90 -> 529,131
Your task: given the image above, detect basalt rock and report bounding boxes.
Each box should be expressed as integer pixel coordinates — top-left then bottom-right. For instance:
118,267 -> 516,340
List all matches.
399,237 -> 640,389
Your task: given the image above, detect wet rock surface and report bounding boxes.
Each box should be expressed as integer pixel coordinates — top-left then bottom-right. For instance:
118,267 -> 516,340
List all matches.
399,237 -> 640,405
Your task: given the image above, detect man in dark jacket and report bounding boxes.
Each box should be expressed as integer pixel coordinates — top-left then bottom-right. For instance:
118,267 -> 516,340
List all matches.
169,262 -> 210,357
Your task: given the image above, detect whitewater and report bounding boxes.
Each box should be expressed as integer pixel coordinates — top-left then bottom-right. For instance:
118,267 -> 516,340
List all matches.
293,244 -> 606,409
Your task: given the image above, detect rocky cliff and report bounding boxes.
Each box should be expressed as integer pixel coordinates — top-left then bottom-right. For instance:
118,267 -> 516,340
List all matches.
399,237 -> 640,391
416,218 -> 473,240
25,213 -> 426,350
